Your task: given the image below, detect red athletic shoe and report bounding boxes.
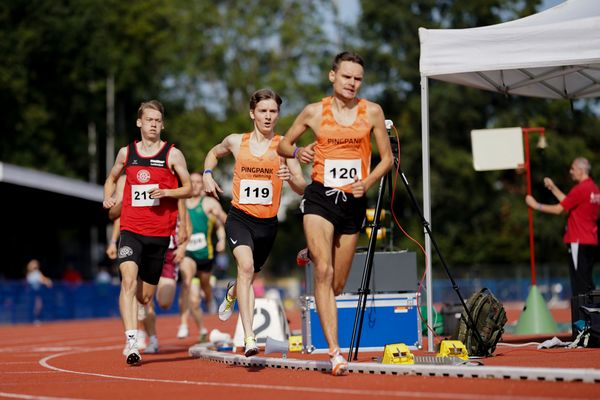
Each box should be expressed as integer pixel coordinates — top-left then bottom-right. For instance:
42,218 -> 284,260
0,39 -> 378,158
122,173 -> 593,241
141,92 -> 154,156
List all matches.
296,248 -> 310,267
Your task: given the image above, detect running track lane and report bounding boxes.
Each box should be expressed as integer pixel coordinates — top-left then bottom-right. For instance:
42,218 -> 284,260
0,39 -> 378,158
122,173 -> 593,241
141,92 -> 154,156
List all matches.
0,315 -> 598,400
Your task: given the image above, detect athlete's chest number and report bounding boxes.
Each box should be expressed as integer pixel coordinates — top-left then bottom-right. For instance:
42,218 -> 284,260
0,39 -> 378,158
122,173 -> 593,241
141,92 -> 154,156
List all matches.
239,179 -> 273,205
186,232 -> 207,252
131,184 -> 159,207
324,159 -> 362,188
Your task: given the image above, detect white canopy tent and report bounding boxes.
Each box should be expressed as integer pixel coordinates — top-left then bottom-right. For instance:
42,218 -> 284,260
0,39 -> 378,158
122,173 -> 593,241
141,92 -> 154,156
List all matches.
418,0 -> 600,350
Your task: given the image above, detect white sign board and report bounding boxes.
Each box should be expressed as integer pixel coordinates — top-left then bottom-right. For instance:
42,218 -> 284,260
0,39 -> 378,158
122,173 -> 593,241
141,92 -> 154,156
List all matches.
233,297 -> 290,350
471,127 -> 524,171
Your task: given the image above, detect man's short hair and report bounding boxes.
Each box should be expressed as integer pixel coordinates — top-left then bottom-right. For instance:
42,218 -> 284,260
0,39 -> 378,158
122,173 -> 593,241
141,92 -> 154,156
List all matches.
137,100 -> 164,119
574,157 -> 591,175
332,51 -> 364,72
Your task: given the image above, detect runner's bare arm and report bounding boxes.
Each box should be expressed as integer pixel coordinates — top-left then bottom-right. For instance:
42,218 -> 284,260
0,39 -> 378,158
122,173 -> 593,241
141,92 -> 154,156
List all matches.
277,103 -> 319,164
103,147 -> 127,209
203,134 -> 241,198
285,157 -> 307,195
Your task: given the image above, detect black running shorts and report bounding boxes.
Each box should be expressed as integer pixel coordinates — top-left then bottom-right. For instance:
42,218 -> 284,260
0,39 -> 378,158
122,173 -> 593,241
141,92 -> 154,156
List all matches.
225,206 -> 278,272
301,181 -> 366,234
184,253 -> 215,274
118,230 -> 170,285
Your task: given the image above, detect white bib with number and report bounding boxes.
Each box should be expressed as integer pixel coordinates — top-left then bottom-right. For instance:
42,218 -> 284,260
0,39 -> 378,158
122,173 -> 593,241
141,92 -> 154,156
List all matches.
131,184 -> 160,207
186,232 -> 207,252
324,159 -> 361,188
239,179 -> 273,205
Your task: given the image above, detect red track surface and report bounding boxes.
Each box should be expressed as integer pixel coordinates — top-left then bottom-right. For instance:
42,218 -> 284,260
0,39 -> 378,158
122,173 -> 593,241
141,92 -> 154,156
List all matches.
1,305 -> 599,400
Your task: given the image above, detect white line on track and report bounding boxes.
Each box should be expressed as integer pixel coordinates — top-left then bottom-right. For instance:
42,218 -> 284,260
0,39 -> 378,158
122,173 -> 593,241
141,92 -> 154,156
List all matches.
36,346 -> 591,400
0,392 -> 84,400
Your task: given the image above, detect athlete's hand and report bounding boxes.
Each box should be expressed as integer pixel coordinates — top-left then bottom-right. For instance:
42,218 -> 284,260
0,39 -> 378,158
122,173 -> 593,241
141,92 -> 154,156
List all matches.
277,158 -> 291,181
106,243 -> 117,260
148,187 -> 169,199
103,197 -> 116,209
296,142 -> 315,164
174,246 -> 186,263
203,173 -> 223,199
351,176 -> 365,198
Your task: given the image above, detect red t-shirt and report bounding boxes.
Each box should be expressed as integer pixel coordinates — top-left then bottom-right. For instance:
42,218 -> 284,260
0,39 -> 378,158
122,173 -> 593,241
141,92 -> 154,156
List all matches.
560,178 -> 600,244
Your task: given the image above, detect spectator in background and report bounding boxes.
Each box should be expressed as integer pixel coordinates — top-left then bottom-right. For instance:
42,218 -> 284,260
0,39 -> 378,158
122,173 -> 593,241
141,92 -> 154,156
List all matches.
526,157 -> 600,297
62,263 -> 82,284
95,266 -> 113,284
26,259 -> 52,323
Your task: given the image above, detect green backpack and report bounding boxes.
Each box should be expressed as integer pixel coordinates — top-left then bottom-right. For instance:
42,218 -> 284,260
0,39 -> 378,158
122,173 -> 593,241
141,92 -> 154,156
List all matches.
452,288 -> 508,357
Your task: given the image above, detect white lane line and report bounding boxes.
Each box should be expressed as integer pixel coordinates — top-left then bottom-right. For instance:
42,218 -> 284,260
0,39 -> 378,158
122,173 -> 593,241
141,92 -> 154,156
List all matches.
36,347 -> 586,400
0,392 -> 84,400
1,371 -> 59,374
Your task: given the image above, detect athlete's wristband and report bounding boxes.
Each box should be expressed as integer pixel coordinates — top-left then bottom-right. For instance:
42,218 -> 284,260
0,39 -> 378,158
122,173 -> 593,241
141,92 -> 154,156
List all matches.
292,147 -> 301,159
203,169 -> 212,174
538,203 -> 543,211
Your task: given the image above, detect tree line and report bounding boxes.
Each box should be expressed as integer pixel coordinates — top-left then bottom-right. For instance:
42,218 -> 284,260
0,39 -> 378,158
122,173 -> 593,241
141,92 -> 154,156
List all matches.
2,0 -> 599,279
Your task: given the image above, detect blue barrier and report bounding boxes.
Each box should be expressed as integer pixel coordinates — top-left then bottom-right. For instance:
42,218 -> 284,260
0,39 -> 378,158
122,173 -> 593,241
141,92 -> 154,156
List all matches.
0,277 -> 572,324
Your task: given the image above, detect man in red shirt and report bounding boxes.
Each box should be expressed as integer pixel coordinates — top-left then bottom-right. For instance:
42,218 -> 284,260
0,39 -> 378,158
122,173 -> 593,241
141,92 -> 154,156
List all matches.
526,157 -> 600,296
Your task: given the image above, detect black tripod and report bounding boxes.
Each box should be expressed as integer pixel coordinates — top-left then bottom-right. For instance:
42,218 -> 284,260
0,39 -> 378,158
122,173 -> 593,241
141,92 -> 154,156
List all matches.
347,131 -> 485,361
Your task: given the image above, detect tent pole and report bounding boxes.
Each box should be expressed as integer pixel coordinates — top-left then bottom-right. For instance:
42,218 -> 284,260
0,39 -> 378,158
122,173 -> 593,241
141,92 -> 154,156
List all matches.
420,76 -> 434,352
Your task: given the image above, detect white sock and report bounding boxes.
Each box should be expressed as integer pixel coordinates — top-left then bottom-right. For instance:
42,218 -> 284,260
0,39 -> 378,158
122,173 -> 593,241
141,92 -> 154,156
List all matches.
125,329 -> 137,344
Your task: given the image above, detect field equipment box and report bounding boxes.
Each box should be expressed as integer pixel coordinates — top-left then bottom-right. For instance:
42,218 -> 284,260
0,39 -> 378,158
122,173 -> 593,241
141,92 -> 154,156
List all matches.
300,293 -> 421,353
571,290 -> 600,340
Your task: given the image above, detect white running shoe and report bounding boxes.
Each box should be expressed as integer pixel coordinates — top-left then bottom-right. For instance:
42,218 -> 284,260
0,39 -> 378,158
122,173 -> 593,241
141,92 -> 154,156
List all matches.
122,332 -> 146,355
177,324 -> 189,339
145,337 -> 159,354
296,248 -> 311,267
329,349 -> 349,376
124,342 -> 142,365
218,281 -> 236,322
244,336 -> 259,357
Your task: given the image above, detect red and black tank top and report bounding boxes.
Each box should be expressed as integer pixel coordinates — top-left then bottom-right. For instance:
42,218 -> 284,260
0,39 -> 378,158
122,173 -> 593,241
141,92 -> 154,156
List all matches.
121,141 -> 179,237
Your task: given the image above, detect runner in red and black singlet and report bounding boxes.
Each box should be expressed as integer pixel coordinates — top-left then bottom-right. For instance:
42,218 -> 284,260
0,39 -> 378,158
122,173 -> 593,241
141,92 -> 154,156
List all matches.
277,51 -> 393,376
103,99 -> 191,365
202,88 -> 306,357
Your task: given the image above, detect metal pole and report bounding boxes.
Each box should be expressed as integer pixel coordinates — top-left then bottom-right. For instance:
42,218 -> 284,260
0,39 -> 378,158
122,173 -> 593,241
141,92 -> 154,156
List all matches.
421,76 -> 434,352
522,127 -> 545,286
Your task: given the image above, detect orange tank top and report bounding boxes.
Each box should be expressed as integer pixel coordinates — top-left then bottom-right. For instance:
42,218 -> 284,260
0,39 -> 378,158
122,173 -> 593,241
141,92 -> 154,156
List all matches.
231,133 -> 283,218
312,97 -> 372,193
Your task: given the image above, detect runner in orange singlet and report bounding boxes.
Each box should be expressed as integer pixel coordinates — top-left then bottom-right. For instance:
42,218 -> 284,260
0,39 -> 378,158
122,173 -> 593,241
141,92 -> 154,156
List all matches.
203,88 -> 306,357
278,51 -> 393,375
